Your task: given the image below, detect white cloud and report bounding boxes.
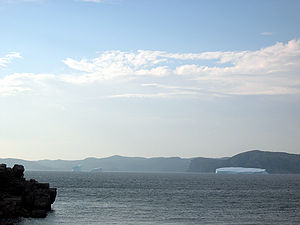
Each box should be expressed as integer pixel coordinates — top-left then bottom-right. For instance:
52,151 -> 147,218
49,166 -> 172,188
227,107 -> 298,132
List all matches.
63,39 -> 300,79
60,39 -> 300,96
106,91 -> 201,99
174,40 -> 300,76
0,52 -> 22,68
106,93 -> 171,98
141,83 -> 158,87
0,73 -> 55,96
62,50 -> 169,81
1,39 -> 300,97
142,83 -> 204,92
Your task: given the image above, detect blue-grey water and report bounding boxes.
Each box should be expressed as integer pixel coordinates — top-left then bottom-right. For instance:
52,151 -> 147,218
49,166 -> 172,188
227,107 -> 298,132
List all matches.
11,172 -> 300,224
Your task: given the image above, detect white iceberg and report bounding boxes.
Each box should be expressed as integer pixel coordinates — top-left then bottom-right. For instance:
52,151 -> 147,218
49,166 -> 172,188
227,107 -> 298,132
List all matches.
90,167 -> 102,173
72,164 -> 82,172
215,167 -> 268,174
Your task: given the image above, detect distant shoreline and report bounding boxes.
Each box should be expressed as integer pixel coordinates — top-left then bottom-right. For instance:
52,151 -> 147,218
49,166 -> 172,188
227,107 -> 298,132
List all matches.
2,150 -> 300,174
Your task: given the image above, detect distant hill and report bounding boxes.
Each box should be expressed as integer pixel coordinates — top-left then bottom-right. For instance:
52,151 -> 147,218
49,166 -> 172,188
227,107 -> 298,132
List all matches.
0,158 -> 52,171
188,150 -> 300,174
2,150 -> 300,173
0,156 -> 191,172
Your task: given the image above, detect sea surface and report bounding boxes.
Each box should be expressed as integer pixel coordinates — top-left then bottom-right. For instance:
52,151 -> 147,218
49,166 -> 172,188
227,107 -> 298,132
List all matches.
10,172 -> 300,224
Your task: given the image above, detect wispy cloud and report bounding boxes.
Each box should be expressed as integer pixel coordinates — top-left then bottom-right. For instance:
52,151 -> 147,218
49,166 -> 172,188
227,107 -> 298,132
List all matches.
106,91 -> 201,99
63,39 -> 300,79
261,32 -> 273,36
177,40 -> 300,76
76,0 -> 102,3
60,39 -> 300,96
0,0 -> 43,3
0,73 -> 55,96
0,52 -> 22,69
1,39 -> 300,97
62,50 -> 170,81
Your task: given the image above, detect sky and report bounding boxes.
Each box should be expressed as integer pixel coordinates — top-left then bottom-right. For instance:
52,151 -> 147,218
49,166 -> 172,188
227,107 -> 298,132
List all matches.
0,0 -> 300,160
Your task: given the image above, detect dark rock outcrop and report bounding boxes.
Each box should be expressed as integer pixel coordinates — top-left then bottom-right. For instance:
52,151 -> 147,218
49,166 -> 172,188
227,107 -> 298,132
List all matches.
0,164 -> 56,218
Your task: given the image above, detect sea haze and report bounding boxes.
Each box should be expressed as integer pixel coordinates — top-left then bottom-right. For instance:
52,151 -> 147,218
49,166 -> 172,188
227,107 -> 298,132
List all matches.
13,171 -> 300,225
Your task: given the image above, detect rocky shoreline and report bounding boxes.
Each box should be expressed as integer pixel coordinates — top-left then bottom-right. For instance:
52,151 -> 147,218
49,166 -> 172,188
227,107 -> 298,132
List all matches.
0,164 -> 56,219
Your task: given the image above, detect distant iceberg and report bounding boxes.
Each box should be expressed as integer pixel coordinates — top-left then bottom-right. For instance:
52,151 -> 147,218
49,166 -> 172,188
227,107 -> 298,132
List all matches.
216,167 -> 268,174
72,164 -> 82,172
90,168 -> 102,173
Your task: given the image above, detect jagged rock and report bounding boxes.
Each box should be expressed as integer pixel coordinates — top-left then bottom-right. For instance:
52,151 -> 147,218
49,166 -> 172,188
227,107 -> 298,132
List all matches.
12,165 -> 24,179
31,209 -> 47,218
0,164 -> 56,219
0,222 -> 14,225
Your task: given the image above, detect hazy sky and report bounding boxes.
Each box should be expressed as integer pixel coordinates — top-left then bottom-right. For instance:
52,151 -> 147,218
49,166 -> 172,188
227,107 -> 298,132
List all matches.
1,0 -> 300,160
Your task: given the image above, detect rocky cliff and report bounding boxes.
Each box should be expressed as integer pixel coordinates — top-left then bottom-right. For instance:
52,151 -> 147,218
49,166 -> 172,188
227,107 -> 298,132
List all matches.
0,164 -> 56,218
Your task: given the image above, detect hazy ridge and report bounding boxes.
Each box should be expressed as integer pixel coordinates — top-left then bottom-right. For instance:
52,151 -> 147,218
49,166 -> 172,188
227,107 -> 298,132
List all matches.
189,150 -> 300,174
2,150 -> 300,173
0,156 -> 191,172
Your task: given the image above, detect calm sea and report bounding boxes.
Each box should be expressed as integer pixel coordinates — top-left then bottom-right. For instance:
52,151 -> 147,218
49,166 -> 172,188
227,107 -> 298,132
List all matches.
11,171 -> 300,224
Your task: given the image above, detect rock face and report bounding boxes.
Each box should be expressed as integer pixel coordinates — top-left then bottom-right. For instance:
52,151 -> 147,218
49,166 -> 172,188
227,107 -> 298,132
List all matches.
0,164 -> 56,218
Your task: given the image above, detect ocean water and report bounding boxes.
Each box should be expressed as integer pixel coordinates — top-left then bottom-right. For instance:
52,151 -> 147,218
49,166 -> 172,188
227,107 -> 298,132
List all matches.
11,172 -> 300,224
